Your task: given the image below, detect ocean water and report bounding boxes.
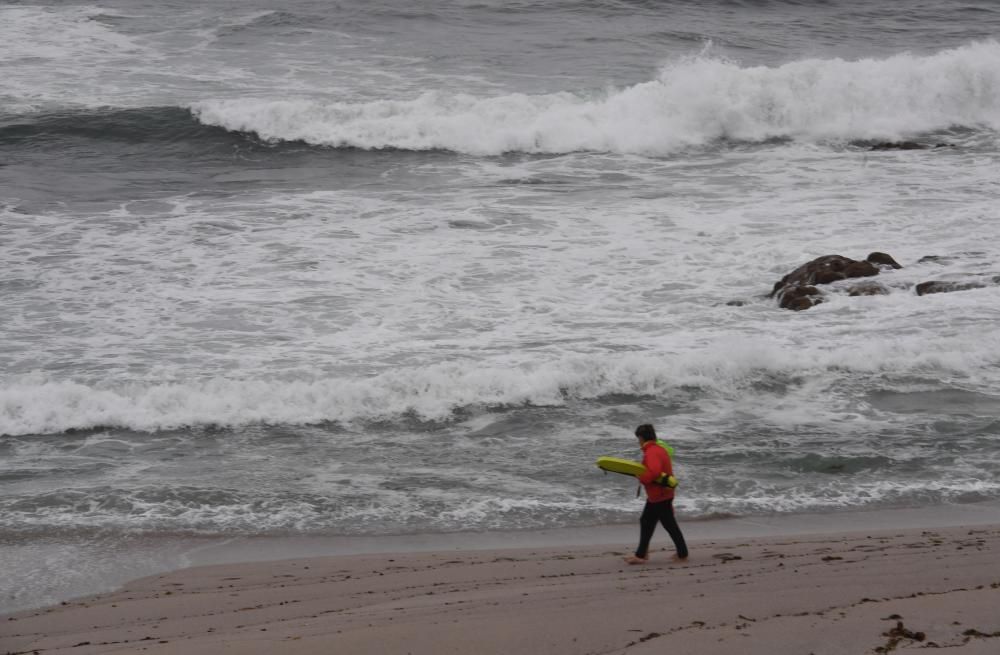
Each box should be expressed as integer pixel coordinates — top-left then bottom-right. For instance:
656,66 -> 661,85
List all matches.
3,0 -> 1000,612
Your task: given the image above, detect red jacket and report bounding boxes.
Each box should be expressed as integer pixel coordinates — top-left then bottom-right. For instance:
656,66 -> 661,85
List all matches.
638,440 -> 675,503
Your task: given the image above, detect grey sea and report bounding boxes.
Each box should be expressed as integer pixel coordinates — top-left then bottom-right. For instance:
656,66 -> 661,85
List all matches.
3,0 -> 1000,612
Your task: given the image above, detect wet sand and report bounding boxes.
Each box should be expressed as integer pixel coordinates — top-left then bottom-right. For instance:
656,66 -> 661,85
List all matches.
3,522 -> 1000,655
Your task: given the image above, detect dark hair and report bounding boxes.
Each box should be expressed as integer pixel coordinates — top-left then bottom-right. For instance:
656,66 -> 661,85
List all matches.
634,424 -> 657,442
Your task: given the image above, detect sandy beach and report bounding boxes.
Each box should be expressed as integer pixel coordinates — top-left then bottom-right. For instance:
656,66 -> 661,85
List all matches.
4,520 -> 1000,655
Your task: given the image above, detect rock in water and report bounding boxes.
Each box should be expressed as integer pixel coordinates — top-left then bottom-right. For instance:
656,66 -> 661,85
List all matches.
770,252 -> 901,310
915,281 -> 985,296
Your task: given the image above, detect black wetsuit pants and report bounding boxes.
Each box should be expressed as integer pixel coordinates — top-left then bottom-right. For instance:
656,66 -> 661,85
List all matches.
635,499 -> 688,559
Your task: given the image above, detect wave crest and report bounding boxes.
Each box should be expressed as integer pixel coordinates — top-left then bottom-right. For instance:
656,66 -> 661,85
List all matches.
190,41 -> 1000,155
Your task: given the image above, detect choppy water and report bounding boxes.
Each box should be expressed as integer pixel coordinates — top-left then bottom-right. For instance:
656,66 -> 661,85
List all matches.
3,0 -> 1000,612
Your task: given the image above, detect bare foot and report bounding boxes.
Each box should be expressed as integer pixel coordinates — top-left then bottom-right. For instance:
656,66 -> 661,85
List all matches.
671,554 -> 689,563
623,555 -> 648,565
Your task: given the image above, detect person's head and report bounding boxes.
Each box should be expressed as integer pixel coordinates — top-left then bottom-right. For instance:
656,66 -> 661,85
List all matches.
634,424 -> 657,443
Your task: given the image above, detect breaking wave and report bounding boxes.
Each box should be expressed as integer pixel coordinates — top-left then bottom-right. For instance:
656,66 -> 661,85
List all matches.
3,337 -> 998,436
191,41 -> 1000,155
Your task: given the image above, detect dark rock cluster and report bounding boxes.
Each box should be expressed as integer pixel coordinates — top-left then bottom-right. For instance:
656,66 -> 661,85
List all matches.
769,252 -> 901,310
769,252 -> 999,310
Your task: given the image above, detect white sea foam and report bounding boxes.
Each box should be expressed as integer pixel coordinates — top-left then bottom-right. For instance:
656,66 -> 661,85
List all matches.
5,141 -> 1000,438
191,41 -> 1000,154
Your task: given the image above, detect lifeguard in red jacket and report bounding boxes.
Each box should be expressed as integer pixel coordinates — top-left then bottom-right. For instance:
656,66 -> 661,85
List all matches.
624,423 -> 689,565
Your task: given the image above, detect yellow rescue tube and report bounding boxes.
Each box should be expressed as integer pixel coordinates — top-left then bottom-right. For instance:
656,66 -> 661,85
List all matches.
596,456 -> 646,476
595,456 -> 677,488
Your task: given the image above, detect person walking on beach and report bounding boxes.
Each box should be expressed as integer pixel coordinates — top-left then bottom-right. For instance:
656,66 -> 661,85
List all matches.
624,423 -> 689,565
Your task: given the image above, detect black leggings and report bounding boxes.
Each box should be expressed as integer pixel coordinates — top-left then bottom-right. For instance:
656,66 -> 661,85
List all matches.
635,499 -> 688,559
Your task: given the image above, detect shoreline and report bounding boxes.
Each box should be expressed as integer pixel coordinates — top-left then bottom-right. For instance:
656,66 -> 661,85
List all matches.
0,500 -> 1000,619
4,521 -> 1000,654
4,501 -> 1000,654
183,497 -> 1000,565
4,499 -> 1000,617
